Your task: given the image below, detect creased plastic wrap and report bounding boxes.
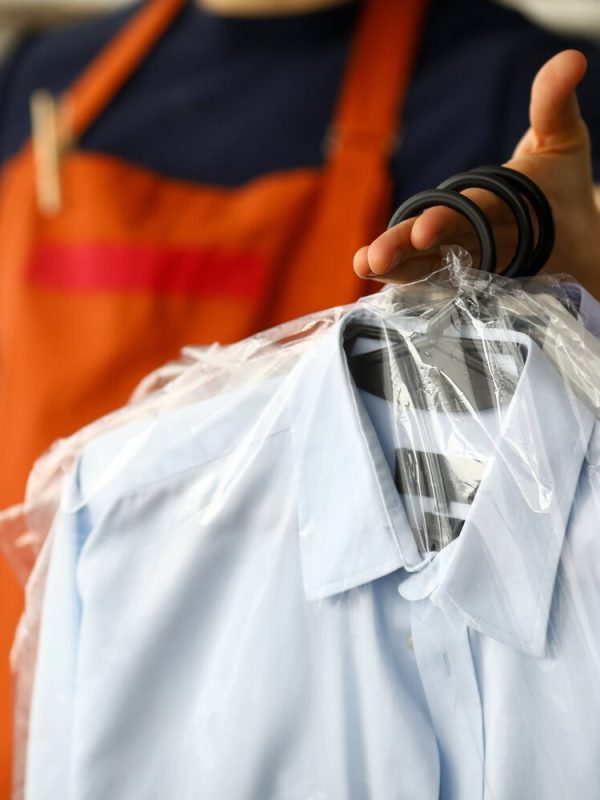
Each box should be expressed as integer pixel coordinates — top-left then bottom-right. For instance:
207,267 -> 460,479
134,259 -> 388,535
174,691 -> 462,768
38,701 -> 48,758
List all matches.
4,249 -> 600,800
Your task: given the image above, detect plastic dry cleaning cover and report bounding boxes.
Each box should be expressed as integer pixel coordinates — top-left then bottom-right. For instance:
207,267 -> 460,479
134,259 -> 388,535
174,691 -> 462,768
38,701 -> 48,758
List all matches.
5,251 -> 600,800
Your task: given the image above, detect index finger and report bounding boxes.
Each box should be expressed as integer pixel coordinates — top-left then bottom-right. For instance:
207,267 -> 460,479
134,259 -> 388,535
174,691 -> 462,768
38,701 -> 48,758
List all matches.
410,186 -> 515,250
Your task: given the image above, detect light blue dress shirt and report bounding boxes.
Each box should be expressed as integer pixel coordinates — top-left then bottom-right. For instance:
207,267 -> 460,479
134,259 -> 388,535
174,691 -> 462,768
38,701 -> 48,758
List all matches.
25,304 -> 600,800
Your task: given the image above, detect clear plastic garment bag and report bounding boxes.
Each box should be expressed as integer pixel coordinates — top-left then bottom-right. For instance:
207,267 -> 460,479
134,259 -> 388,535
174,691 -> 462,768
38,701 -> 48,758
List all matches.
4,165 -> 600,799
3,250 -> 600,799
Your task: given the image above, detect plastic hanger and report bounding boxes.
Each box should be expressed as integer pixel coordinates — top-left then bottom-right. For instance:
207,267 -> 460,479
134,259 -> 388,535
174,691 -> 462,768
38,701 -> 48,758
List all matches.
471,165 -> 555,277
346,167 -> 555,553
437,171 -> 533,277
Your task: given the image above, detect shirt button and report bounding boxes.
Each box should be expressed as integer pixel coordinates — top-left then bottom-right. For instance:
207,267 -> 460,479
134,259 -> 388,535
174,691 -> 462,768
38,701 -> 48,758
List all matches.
406,635 -> 414,653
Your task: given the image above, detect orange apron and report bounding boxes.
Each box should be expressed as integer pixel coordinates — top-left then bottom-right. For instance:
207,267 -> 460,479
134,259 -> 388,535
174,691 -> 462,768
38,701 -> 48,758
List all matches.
0,0 -> 427,794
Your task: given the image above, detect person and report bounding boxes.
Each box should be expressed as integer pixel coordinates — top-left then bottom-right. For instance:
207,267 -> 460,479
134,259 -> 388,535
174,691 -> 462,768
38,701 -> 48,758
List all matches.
0,0 -> 599,796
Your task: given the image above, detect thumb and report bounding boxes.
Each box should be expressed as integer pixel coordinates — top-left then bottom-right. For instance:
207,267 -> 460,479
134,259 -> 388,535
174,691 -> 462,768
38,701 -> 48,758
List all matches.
530,49 -> 588,148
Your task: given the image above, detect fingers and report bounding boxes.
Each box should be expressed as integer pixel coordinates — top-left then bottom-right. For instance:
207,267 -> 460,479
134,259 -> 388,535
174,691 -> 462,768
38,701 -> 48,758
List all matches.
353,218 -> 417,277
411,188 -> 513,250
362,249 -> 443,285
529,50 -> 588,147
353,245 -> 371,278
357,217 -> 520,284
355,188 -> 515,279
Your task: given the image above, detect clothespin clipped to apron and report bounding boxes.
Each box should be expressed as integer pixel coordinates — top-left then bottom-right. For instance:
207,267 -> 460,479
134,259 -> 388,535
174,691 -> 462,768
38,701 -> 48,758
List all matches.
29,89 -> 71,215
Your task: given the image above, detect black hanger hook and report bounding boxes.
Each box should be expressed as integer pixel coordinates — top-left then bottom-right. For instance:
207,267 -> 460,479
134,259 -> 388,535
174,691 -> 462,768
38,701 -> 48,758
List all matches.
387,189 -> 497,273
437,171 -> 533,278
470,165 -> 555,276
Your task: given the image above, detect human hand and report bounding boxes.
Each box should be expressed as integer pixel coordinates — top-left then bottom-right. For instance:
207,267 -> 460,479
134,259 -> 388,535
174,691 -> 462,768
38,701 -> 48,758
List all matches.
354,50 -> 600,295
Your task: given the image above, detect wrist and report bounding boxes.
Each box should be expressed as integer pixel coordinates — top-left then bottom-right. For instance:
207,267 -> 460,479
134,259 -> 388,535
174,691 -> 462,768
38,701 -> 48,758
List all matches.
570,206 -> 600,299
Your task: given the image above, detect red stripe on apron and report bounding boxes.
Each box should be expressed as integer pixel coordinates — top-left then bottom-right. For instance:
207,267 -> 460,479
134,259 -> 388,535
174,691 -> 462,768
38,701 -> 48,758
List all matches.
28,242 -> 268,299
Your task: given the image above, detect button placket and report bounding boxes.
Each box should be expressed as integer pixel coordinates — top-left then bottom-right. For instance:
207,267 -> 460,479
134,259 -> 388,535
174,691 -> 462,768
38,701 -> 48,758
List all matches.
410,599 -> 485,800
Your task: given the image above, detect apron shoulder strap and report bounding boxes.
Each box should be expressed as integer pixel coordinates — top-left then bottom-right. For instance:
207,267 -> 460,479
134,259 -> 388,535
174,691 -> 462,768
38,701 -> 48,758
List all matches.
328,0 -> 429,161
59,0 -> 186,146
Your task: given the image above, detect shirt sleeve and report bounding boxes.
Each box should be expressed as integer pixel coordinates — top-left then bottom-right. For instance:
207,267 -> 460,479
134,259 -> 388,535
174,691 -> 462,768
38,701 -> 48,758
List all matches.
25,497 -> 83,800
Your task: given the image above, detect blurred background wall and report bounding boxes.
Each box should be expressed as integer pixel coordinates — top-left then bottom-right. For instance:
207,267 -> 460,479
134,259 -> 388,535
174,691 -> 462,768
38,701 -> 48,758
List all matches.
0,1 -> 599,63
0,0 -> 125,58
501,0 -> 600,36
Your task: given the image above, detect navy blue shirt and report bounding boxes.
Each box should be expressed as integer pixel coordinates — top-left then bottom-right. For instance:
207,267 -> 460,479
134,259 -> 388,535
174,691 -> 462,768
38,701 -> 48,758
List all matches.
1,0 -> 600,210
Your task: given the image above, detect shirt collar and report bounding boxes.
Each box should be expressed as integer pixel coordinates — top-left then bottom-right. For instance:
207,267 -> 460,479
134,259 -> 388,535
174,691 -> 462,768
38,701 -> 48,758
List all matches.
426,334 -> 594,658
291,311 -> 419,602
293,308 -> 595,659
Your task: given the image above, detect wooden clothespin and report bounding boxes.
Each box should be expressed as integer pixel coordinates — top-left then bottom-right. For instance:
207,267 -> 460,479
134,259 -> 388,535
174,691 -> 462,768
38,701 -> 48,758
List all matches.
30,89 -> 66,216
